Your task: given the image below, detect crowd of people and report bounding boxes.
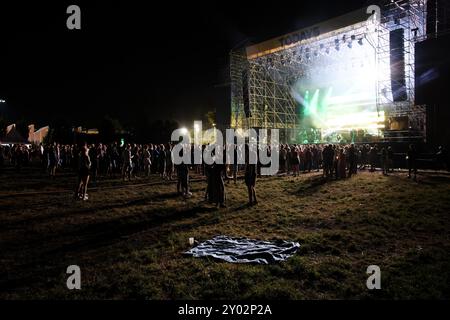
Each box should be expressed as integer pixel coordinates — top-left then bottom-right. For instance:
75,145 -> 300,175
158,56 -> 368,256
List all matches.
0,141 -> 448,206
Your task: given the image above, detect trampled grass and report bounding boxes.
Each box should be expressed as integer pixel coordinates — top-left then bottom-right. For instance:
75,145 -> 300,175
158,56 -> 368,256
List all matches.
0,167 -> 449,299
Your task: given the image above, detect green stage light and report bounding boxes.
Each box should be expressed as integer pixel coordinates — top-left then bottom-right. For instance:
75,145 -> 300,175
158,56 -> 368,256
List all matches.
303,90 -> 310,116
310,89 -> 320,115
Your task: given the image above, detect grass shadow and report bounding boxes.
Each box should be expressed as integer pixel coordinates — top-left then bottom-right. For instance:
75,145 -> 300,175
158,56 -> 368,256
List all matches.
294,175 -> 339,195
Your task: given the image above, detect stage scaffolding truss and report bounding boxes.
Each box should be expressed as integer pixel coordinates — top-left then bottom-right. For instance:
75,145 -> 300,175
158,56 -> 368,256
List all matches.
230,0 -> 432,144
376,0 -> 427,141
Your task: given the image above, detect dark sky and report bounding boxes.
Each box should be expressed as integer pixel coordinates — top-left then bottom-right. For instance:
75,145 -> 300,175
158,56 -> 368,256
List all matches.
0,0 -> 372,129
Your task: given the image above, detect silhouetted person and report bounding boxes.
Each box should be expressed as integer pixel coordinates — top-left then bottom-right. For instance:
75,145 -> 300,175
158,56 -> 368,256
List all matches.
48,144 -> 58,179
407,144 -> 418,181
176,146 -> 191,197
75,146 -> 91,201
122,144 -> 133,181
381,147 -> 388,175
337,148 -> 346,179
369,145 -> 378,172
347,144 -> 357,177
244,144 -> 257,206
387,146 -> 394,173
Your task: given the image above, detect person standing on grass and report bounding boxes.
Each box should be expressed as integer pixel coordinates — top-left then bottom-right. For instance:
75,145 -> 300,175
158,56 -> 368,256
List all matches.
204,163 -> 212,201
333,145 -> 339,179
213,161 -> 227,208
232,143 -> 239,184
143,145 -> 152,177
290,146 -> 300,177
312,145 -> 320,172
387,146 -> 394,173
407,144 -> 418,181
280,144 -> 287,174
369,145 -> 378,172
48,144 -> 58,179
322,144 -> 333,178
347,144 -> 357,177
179,161 -> 191,197
304,146 -> 312,173
88,144 -> 98,184
122,144 -> 133,181
132,144 -> 140,178
176,147 -> 191,198
244,144 -> 257,206
337,148 -> 347,179
360,144 -> 369,170
75,145 -> 91,201
165,143 -> 173,181
41,144 -> 48,173
381,146 -> 388,175
205,152 -> 226,208
159,144 -> 166,179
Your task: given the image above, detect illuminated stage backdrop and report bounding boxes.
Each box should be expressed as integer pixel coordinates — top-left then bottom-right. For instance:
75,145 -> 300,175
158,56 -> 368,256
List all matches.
291,29 -> 387,143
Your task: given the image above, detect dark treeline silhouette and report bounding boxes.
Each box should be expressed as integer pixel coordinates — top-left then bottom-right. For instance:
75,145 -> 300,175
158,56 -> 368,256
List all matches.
0,115 -> 179,146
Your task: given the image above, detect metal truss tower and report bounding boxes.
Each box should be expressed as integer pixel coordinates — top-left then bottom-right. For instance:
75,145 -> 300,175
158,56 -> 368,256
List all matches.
376,0 -> 428,142
231,49 -> 300,143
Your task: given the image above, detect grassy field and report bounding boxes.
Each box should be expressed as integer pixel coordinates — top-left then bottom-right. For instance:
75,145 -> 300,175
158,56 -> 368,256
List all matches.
0,166 -> 449,299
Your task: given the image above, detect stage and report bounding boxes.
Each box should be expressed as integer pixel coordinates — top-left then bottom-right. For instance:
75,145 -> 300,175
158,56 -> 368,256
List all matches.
231,0 -> 431,144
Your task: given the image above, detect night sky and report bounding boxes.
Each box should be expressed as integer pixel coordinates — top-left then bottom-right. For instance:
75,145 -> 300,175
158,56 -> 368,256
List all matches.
0,0 -> 372,130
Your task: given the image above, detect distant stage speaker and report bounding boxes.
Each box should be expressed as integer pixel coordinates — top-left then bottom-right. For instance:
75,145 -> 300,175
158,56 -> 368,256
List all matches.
242,69 -> 251,118
415,32 -> 450,147
390,28 -> 407,102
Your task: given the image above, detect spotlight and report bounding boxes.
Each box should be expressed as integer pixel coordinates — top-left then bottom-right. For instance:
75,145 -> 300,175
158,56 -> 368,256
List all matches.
358,38 -> 364,46
351,35 -> 356,41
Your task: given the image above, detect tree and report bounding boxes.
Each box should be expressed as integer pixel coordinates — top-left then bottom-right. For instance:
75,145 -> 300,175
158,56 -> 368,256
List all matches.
205,110 -> 217,129
99,116 -> 123,143
46,119 -> 73,144
15,118 -> 30,142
